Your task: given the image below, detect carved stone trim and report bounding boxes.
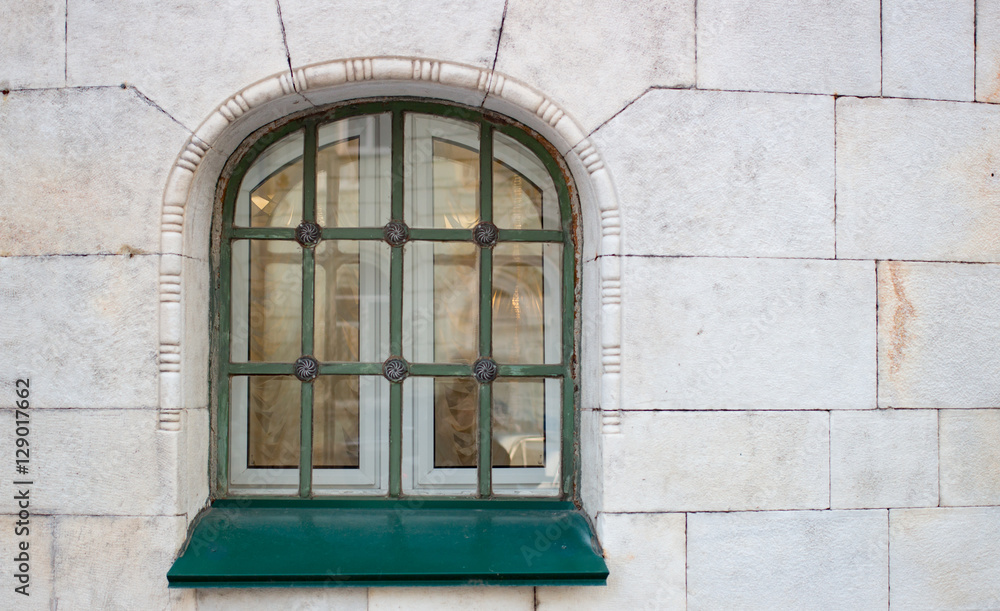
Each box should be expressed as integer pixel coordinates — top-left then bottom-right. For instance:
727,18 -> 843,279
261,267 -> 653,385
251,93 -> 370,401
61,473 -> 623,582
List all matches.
158,57 -> 623,435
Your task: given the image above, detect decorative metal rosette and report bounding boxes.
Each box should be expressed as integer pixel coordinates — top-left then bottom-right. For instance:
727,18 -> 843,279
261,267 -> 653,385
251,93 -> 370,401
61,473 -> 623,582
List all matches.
383,221 -> 409,246
294,356 -> 319,382
383,357 -> 409,383
295,221 -> 322,247
472,221 -> 499,248
472,358 -> 498,384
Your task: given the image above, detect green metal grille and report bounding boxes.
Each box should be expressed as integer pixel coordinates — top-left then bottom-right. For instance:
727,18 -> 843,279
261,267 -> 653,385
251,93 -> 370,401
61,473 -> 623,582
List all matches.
214,100 -> 577,501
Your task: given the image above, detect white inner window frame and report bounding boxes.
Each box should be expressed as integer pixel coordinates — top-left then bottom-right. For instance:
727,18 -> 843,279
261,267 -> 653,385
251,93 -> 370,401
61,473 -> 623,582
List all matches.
227,112 -> 565,497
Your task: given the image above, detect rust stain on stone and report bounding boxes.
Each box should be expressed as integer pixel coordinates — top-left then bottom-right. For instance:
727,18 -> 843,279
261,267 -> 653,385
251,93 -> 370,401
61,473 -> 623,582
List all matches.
117,244 -> 147,257
886,262 -> 915,377
987,62 -> 1000,103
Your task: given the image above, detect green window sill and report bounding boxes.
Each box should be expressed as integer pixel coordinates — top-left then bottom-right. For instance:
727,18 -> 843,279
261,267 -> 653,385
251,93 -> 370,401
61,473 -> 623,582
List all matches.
167,499 -> 608,588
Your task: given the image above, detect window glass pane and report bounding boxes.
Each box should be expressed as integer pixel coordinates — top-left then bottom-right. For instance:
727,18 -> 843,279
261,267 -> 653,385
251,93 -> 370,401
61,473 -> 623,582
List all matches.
434,377 -> 479,468
229,376 -> 300,494
402,377 -> 478,495
405,114 -> 480,228
235,130 -> 304,227
493,132 -> 560,230
318,114 -> 390,227
313,375 -> 360,468
231,239 -> 302,363
246,375 -> 300,468
403,242 -> 478,364
492,378 -> 561,496
492,243 -> 562,364
492,379 -> 545,468
315,241 -> 389,362
312,375 -> 389,495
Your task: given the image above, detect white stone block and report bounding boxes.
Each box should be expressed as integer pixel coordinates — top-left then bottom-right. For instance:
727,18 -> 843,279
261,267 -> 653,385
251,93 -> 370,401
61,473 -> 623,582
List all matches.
688,510 -> 888,611
697,0 -> 880,95
53,516 -> 186,610
940,409 -> 1000,506
494,0 -> 695,134
591,89 -> 834,258
578,408 -> 603,519
282,0 -> 504,71
67,0 -> 290,130
0,256 -> 160,409
604,411 -> 829,512
977,0 -> 1000,103
0,1 -> 64,89
197,588 -> 367,611
831,409 -> 938,509
890,507 -> 1000,609
837,97 -> 1000,261
0,515 -> 53,610
621,257 -> 875,410
368,586 -> 533,611
537,512 -> 684,610
180,408 -> 210,518
882,0 -> 974,101
0,88 -> 189,256
877,261 -> 1000,407
0,409 -> 171,515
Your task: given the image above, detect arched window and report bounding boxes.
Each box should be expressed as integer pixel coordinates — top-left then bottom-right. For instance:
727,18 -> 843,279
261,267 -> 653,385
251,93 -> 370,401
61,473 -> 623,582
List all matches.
215,101 -> 576,499
169,98 -> 606,588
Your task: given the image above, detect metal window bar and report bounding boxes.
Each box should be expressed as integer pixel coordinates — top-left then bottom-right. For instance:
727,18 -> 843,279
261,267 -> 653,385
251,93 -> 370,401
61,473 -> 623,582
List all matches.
216,102 -> 576,501
477,121 -> 494,498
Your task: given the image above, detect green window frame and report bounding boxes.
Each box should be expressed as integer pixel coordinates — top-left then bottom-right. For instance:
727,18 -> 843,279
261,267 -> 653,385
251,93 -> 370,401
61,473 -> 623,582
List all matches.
213,100 -> 578,501
169,100 -> 606,587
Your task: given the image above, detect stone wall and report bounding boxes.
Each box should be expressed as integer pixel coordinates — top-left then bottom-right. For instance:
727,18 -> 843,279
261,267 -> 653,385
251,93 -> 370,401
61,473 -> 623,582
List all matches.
1,1 -> 999,609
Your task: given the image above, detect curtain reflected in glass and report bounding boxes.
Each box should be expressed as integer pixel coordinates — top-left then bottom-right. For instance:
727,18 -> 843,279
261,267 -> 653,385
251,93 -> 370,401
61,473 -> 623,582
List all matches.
492,243 -> 562,364
433,378 -> 478,468
404,242 -> 478,364
231,240 -> 302,363
313,375 -> 360,468
315,241 -> 359,362
493,379 -> 546,468
246,375 -> 300,468
318,114 -> 390,228
493,132 -> 560,230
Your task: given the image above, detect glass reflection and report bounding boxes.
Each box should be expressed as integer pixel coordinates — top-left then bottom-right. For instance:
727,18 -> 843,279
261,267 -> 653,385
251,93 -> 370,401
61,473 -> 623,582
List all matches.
493,132 -> 560,230
313,376 -> 360,468
318,115 -> 390,227
492,243 -> 562,364
231,240 -> 302,363
493,379 -> 546,468
433,378 -> 478,468
405,114 -> 480,229
315,241 -> 359,362
235,131 -> 304,227
404,242 -> 478,364
246,375 -> 300,468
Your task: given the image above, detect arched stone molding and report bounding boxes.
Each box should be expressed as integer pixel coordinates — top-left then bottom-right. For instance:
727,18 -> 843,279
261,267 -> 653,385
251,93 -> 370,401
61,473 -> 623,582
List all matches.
157,57 -> 622,439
